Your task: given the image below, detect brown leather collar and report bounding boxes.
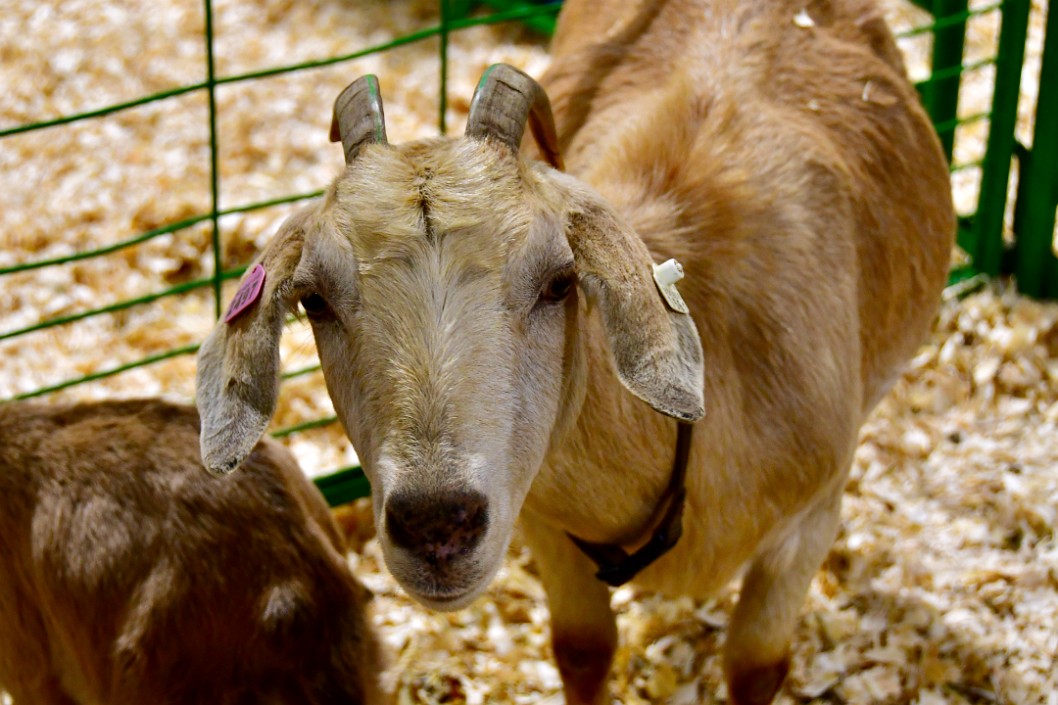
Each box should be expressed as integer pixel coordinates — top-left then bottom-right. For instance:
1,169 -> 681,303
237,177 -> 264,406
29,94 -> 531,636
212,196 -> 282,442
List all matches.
567,422 -> 693,587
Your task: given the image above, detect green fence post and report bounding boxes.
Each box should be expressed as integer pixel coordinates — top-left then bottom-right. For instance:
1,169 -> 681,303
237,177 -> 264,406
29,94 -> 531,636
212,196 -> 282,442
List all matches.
315,467 -> 373,507
921,0 -> 968,163
1014,1 -> 1058,297
973,0 -> 1031,276
204,0 -> 224,318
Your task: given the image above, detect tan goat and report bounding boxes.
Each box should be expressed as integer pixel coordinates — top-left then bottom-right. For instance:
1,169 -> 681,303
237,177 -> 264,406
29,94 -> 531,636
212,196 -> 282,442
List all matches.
195,1 -> 954,702
0,399 -> 385,705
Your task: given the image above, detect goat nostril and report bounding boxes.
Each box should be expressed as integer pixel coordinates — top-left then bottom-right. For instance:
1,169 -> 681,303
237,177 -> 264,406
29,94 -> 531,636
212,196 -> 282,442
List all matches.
384,503 -> 417,552
384,490 -> 489,559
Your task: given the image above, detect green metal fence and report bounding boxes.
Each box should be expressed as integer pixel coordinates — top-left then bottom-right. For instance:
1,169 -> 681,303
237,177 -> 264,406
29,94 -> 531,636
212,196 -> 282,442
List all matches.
1011,0 -> 1057,298
0,0 -> 1050,506
910,0 -> 1054,297
0,0 -> 563,506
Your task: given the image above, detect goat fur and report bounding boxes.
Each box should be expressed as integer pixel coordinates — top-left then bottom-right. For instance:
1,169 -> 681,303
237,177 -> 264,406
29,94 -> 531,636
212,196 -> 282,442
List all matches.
0,399 -> 385,705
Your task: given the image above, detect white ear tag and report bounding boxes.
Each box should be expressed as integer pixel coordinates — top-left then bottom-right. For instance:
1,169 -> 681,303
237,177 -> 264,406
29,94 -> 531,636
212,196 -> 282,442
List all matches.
652,258 -> 690,314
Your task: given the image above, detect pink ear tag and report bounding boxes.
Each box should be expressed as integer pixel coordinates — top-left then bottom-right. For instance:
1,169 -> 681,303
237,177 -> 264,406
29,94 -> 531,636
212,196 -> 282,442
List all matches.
224,264 -> 267,324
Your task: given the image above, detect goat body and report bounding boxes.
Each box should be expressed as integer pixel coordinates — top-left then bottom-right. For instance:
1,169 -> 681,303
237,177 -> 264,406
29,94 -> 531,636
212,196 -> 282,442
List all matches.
522,1 -> 953,702
0,399 -> 384,705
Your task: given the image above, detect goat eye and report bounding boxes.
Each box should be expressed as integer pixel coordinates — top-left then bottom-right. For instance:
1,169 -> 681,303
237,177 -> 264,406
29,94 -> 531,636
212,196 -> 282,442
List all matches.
300,293 -> 329,317
539,271 -> 575,304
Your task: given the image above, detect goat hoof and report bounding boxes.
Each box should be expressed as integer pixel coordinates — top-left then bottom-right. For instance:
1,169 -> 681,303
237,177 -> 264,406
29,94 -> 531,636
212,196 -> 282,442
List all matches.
728,657 -> 790,705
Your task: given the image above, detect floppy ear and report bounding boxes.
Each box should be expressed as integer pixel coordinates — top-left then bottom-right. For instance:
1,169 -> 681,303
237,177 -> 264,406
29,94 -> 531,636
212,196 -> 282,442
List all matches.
561,178 -> 705,422
196,212 -> 310,475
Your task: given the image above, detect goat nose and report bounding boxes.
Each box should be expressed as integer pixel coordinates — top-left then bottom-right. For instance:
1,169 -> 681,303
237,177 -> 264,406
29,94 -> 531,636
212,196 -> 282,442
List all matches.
384,490 -> 489,561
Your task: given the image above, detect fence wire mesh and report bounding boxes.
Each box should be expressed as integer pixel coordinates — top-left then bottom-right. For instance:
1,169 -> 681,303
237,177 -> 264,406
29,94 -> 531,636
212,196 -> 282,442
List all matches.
0,0 -> 1042,505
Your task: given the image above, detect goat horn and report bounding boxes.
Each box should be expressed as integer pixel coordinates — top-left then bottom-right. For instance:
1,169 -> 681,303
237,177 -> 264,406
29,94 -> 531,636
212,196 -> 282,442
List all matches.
330,75 -> 388,163
465,64 -> 564,170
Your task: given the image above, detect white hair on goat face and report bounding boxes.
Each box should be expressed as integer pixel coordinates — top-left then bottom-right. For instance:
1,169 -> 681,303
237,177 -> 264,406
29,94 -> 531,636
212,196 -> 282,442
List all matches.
196,68 -> 704,610
306,139 -> 577,608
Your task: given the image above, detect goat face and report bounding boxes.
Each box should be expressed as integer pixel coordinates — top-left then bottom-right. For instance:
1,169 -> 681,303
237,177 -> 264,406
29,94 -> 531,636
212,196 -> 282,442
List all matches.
196,67 -> 704,610
312,139 -> 581,608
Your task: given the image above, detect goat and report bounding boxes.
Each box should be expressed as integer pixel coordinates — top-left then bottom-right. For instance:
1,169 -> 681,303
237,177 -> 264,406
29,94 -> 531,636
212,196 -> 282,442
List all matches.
0,399 -> 385,705
195,0 -> 954,702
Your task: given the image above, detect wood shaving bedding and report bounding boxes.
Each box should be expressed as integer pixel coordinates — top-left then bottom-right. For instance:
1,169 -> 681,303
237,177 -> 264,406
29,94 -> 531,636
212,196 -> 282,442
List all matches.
0,1 -> 1053,703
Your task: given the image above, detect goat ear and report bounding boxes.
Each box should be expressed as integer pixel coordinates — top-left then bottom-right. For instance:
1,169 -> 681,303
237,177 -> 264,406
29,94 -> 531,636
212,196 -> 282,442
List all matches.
563,182 -> 705,422
196,215 -> 308,475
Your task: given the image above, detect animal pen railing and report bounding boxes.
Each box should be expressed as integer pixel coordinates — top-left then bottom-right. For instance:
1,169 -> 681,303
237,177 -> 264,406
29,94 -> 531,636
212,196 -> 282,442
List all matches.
0,0 -> 1052,506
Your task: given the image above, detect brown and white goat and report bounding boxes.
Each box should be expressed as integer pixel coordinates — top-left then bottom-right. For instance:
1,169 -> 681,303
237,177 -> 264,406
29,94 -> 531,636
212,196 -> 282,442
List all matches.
0,399 -> 385,705
195,1 -> 954,702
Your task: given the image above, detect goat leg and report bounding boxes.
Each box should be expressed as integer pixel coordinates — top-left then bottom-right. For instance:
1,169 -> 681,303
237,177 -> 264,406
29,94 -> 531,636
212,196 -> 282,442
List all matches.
724,486 -> 845,705
521,511 -> 617,705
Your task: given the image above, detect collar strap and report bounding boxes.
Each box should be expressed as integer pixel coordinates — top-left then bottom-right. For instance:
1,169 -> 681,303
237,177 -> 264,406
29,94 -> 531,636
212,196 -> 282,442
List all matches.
567,422 -> 694,587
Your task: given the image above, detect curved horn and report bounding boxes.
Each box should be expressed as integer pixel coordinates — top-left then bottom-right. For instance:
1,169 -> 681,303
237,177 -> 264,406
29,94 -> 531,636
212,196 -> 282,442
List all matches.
329,75 -> 388,163
465,64 -> 564,170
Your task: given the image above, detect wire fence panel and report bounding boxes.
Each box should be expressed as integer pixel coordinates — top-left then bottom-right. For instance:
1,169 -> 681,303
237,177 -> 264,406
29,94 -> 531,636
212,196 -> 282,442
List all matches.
0,0 -> 1048,506
0,0 -> 561,506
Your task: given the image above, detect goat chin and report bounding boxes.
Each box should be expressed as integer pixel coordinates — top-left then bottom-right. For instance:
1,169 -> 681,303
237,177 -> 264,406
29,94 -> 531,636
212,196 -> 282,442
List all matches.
379,522 -> 514,613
